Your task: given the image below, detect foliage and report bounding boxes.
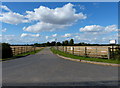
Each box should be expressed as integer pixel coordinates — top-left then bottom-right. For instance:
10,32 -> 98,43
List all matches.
2,43 -> 13,58
57,42 -> 61,46
113,47 -> 120,60
64,40 -> 69,46
32,39 -> 119,47
69,39 -> 74,46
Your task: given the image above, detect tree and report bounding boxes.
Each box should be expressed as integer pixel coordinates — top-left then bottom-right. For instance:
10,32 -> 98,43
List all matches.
2,43 -> 13,58
64,40 -> 68,46
69,39 -> 74,46
51,41 -> 56,46
57,42 -> 61,46
46,42 -> 50,46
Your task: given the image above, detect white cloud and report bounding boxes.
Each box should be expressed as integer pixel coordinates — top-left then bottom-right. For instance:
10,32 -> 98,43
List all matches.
80,25 -> 104,32
75,4 -> 85,10
62,33 -> 72,37
49,39 -> 56,42
26,3 -> 87,25
45,36 -> 49,40
0,5 -> 29,25
2,28 -> 7,32
23,3 -> 87,33
23,22 -> 68,33
80,25 -> 118,32
74,26 -> 118,44
52,34 -> 57,37
21,33 -> 40,37
105,25 -> 117,32
1,4 -> 87,33
0,12 -> 29,25
0,5 -> 11,11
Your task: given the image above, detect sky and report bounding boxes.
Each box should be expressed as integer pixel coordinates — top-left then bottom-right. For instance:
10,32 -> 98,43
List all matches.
0,2 -> 119,44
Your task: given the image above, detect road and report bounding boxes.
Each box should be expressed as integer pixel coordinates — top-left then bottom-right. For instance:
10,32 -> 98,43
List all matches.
2,48 -> 119,86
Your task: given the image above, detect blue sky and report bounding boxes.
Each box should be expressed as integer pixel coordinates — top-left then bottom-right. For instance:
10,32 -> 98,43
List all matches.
0,2 -> 118,44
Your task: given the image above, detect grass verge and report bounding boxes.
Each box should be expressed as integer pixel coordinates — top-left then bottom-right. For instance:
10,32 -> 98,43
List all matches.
50,48 -> 120,64
2,48 -> 44,61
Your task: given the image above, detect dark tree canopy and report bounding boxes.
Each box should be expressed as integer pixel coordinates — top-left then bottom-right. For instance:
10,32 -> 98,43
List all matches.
64,40 -> 68,46
2,43 -> 13,58
69,39 -> 74,46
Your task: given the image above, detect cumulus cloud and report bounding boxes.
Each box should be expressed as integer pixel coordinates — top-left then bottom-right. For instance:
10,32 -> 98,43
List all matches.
104,25 -> 118,32
80,25 -> 104,32
23,3 -> 87,33
74,24 -> 118,44
23,22 -> 68,33
2,28 -> 7,32
26,3 -> 87,25
21,33 -> 40,37
52,34 -> 57,37
0,5 -> 29,25
0,12 -> 29,25
80,25 -> 118,32
62,33 -> 72,37
1,4 -> 87,33
0,5 -> 11,11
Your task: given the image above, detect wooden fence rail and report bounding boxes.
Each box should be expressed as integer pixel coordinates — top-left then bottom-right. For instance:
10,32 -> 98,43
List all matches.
11,46 -> 42,56
54,46 -> 120,59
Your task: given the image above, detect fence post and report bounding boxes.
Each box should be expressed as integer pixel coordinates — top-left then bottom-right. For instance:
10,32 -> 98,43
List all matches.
20,47 -> 22,54
24,47 -> 25,53
79,47 -> 80,56
72,46 -> 74,55
66,46 -> 67,53
85,47 -> 87,57
108,47 -> 111,59
19,47 -> 20,54
21,47 -> 23,54
34,46 -> 35,52
13,48 -> 15,56
31,47 -> 33,52
26,46 -> 28,52
96,47 -> 97,58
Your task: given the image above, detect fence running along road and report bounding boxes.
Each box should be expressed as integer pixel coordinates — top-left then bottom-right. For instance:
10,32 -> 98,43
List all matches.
54,46 -> 120,59
10,46 -> 43,56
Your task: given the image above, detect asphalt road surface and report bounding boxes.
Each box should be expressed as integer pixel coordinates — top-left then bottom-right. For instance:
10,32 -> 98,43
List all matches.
2,48 -> 119,86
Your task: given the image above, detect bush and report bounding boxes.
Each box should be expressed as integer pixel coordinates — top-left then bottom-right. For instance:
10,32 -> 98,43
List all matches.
114,47 -> 120,60
2,43 -> 13,58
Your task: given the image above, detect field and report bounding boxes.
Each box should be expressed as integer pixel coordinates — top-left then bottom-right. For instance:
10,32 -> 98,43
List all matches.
10,46 -> 43,56
57,46 -> 116,59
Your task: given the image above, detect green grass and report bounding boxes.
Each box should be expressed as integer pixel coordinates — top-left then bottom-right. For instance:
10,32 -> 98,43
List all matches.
51,48 -> 120,64
2,48 -> 44,61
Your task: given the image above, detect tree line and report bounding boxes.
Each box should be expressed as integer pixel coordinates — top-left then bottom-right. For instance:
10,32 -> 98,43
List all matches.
1,38 -> 120,47
33,39 -> 120,47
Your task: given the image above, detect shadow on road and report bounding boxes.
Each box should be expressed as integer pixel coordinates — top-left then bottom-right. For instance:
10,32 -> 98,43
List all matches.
2,80 -> 119,88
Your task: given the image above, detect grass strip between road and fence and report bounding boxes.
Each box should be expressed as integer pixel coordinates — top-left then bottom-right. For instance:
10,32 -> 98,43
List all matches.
50,47 -> 120,64
2,48 -> 44,61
